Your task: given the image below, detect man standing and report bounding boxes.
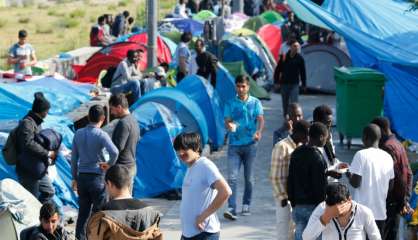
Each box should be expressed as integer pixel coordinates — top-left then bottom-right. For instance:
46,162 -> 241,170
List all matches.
371,117 -> 413,240
8,29 -> 37,76
346,124 -> 395,236
223,75 -> 264,220
195,39 -> 218,87
110,49 -> 143,103
16,92 -> 55,203
273,103 -> 303,145
174,32 -> 193,83
287,122 -> 331,240
71,105 -> 119,240
270,120 -> 310,240
108,94 -> 140,191
274,39 -> 306,117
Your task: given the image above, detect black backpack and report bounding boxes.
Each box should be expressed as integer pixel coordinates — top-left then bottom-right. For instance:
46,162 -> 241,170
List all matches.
101,66 -> 118,88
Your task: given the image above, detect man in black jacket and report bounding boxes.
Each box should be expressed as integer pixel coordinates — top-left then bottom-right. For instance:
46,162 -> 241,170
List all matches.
274,39 -> 306,118
16,92 -> 56,203
195,39 -> 218,87
287,122 -> 331,240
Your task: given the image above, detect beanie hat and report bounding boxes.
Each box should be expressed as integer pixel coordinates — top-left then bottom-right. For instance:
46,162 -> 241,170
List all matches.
32,92 -> 51,113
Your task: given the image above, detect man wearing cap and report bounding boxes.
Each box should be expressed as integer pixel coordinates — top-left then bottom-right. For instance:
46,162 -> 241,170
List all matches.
110,49 -> 144,103
15,92 -> 56,203
8,29 -> 37,76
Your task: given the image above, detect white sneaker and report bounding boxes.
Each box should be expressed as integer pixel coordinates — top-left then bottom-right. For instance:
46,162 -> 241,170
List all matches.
224,207 -> 238,220
242,204 -> 251,216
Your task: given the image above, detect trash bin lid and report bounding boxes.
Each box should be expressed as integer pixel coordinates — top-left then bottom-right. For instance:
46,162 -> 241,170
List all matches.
334,67 -> 386,83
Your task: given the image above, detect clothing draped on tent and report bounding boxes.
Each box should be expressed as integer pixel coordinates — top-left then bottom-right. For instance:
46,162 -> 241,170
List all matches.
288,0 -> 418,141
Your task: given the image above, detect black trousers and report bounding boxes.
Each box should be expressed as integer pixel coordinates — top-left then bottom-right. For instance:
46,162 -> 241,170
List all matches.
383,203 -> 402,240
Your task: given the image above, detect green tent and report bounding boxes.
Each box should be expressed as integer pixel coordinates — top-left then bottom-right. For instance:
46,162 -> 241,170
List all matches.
260,11 -> 284,24
243,16 -> 268,32
193,10 -> 217,22
161,31 -> 182,44
222,61 -> 270,100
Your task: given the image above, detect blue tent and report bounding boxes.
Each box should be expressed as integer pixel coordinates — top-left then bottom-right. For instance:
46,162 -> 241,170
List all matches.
288,0 -> 418,141
161,36 -> 178,58
131,102 -> 185,198
163,18 -> 204,36
131,88 -> 209,145
221,38 -> 265,76
177,75 -> 226,150
216,63 -> 237,107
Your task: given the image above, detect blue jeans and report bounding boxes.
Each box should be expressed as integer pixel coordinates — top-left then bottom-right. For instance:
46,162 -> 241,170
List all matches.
281,84 -> 299,117
111,80 -> 141,103
18,174 -> 55,204
292,205 -> 316,240
181,232 -> 220,240
227,143 -> 257,212
75,173 -> 107,240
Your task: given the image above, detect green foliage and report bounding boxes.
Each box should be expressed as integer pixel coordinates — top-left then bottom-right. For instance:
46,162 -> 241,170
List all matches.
70,9 -> 85,18
107,4 -> 117,11
48,9 -> 65,17
35,24 -> 53,34
58,17 -> 80,29
18,17 -> 30,24
0,18 -> 7,28
136,5 -> 146,27
37,3 -> 50,10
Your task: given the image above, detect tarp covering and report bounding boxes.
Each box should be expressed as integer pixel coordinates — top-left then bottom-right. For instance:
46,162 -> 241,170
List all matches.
258,24 -> 283,61
131,88 -> 209,145
302,44 -> 351,93
288,0 -> 418,141
131,102 -> 185,198
216,63 -> 236,106
177,75 -> 225,149
162,18 -> 204,36
73,42 -> 147,83
223,61 -> 270,100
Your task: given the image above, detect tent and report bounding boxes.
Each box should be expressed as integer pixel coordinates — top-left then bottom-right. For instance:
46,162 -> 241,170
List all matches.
0,178 -> 42,240
243,16 -> 268,32
288,0 -> 418,141
131,102 -> 185,198
225,12 -> 250,32
73,42 -> 147,84
260,10 -> 285,24
131,88 -> 209,145
193,10 -> 217,22
162,18 -> 204,36
302,44 -> 351,93
160,36 -> 178,58
258,24 -> 283,61
161,31 -> 182,44
127,33 -> 172,64
177,75 -> 225,150
216,63 -> 236,106
222,61 -> 270,100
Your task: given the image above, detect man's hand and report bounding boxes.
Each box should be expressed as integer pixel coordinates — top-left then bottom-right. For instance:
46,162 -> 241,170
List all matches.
326,170 -> 342,179
195,213 -> 207,231
284,119 -> 293,132
281,199 -> 288,207
320,201 -> 351,225
401,203 -> 414,216
99,162 -> 110,171
71,180 -> 78,192
253,130 -> 262,141
48,151 -> 57,161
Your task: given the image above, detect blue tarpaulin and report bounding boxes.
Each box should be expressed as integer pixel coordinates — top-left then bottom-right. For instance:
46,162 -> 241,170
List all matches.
162,18 -> 204,36
289,0 -> 418,141
131,102 -> 185,198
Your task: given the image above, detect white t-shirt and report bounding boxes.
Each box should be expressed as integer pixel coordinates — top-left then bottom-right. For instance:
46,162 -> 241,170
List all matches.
180,157 -> 224,237
349,147 -> 394,220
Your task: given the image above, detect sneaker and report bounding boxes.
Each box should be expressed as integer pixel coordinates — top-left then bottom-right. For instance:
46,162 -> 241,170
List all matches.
223,208 -> 237,221
242,204 -> 251,216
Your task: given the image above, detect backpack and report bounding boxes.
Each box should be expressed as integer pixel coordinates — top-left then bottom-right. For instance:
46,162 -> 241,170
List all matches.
101,66 -> 119,88
2,127 -> 19,165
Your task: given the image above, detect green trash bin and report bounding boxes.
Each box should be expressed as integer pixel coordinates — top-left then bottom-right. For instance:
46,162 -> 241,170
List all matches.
334,67 -> 386,148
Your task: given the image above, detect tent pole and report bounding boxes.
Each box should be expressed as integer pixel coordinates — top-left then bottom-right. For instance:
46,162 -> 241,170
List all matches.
147,0 -> 158,68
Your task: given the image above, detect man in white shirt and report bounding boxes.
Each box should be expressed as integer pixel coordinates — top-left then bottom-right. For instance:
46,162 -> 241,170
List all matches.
303,183 -> 381,240
346,124 -> 395,236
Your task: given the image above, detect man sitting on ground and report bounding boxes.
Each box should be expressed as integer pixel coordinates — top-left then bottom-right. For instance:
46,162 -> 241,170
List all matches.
21,202 -> 73,240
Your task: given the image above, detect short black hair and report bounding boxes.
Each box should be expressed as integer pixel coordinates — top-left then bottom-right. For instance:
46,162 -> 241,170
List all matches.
109,93 -> 129,109
309,122 -> 328,140
181,32 -> 193,43
18,29 -> 27,38
313,105 -> 333,122
363,123 -> 381,143
105,165 -> 131,189
160,62 -> 169,71
195,38 -> 205,46
371,117 -> 390,133
88,104 -> 105,123
293,120 -> 310,136
123,10 -> 130,18
288,102 -> 302,115
235,75 -> 250,85
325,183 -> 350,206
127,49 -> 137,58
98,16 -> 105,24
173,132 -> 202,154
288,38 -> 298,45
128,17 -> 134,24
39,202 -> 60,221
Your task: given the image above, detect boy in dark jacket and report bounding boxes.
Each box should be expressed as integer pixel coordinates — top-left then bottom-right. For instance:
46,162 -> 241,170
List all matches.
16,92 -> 56,203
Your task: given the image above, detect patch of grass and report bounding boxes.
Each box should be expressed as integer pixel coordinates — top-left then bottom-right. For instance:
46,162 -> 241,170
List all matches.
70,9 -> 85,18
0,19 -> 7,28
18,17 -> 30,24
107,4 -> 117,11
37,3 -> 50,10
89,16 -> 96,23
58,17 -> 80,29
35,24 -> 53,34
136,5 -> 146,27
